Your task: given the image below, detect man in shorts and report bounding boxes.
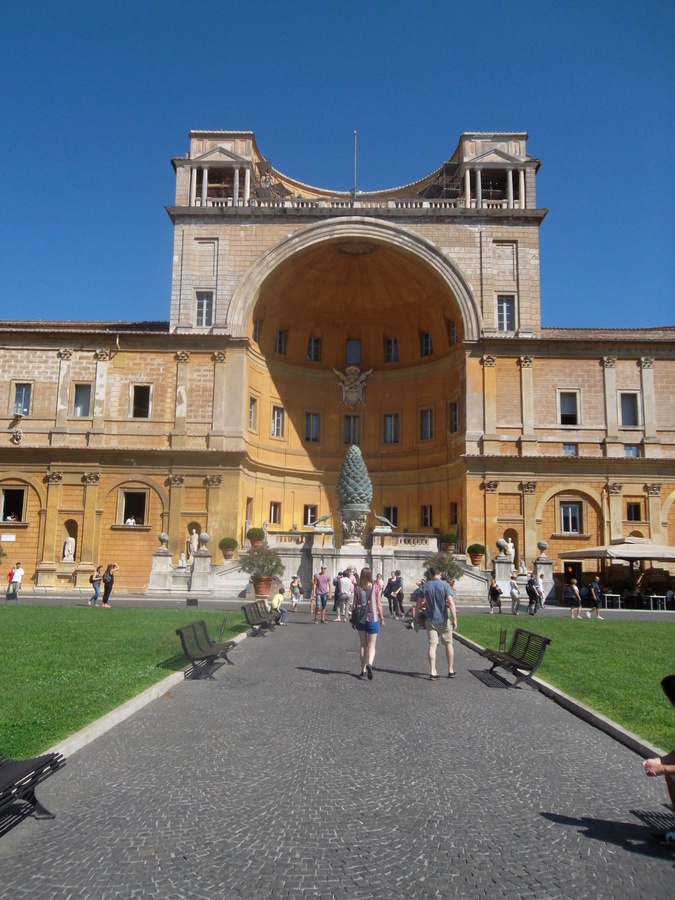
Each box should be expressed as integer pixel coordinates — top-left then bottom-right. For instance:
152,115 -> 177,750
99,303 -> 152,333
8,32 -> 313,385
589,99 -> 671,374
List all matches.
585,575 -> 604,619
415,566 -> 458,680
312,565 -> 332,624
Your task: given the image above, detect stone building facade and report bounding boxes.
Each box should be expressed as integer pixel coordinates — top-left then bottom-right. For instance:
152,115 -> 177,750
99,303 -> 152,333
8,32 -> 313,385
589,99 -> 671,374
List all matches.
1,130 -> 673,593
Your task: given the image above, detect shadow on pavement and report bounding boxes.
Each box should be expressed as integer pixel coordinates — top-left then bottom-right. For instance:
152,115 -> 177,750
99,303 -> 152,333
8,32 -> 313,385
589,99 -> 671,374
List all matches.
541,810 -> 674,858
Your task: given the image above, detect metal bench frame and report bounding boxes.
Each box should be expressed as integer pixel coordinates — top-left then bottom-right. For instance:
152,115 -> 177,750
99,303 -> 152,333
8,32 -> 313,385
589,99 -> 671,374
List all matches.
482,627 -> 551,688
0,751 -> 66,820
175,617 -> 237,679
241,600 -> 278,636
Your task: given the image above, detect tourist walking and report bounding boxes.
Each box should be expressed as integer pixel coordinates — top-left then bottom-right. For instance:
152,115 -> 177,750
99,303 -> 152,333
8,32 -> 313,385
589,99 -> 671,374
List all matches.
415,566 -> 458,680
334,571 -> 352,622
269,584 -> 287,624
350,566 -> 384,679
535,571 -> 546,609
6,561 -> 24,600
101,562 -> 119,608
312,564 -> 331,624
488,577 -> 503,614
642,675 -> 675,845
391,570 -> 405,618
383,571 -> 398,617
509,572 -> 521,615
568,578 -> 582,618
585,575 -> 605,619
526,572 -> 539,616
289,575 -> 303,612
89,565 -> 103,606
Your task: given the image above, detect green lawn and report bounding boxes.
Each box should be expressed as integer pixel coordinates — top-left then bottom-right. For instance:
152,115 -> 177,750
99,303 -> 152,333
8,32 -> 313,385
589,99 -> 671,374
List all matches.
0,606 -> 247,758
456,616 -> 675,751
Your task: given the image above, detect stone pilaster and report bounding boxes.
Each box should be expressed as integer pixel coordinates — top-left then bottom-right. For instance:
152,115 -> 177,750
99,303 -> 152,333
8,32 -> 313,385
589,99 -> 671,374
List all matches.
607,482 -> 623,540
640,357 -> 661,457
171,351 -> 190,449
519,355 -> 537,455
51,348 -> 73,445
646,483 -> 662,542
482,355 -> 499,454
521,481 -> 538,566
167,474 -> 185,557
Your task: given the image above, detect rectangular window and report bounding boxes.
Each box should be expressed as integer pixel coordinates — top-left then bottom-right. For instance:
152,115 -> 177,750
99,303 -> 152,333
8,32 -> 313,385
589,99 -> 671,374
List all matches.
269,501 -> 281,525
420,331 -> 433,357
420,407 -> 434,441
384,337 -> 399,363
624,444 -> 640,458
13,383 -> 31,416
132,385 -> 151,418
383,506 -> 398,527
1,488 -> 25,522
73,384 -> 92,418
275,329 -> 286,355
304,412 -> 320,443
421,505 -> 433,528
307,337 -> 321,362
122,490 -> 147,525
497,295 -> 516,331
271,405 -> 285,438
448,401 -> 459,434
561,502 -> 581,534
304,505 -> 317,526
248,396 -> 259,432
252,317 -> 260,342
384,413 -> 400,444
346,339 -> 361,364
559,391 -> 579,426
196,291 -> 214,327
626,502 -> 641,522
563,443 -> 578,457
449,502 -> 458,530
620,392 -> 640,427
343,414 -> 361,445
447,320 -> 457,346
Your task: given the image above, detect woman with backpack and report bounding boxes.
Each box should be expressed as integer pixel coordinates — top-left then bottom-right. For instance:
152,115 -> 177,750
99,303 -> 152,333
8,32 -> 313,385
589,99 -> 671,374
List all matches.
350,567 -> 384,680
88,565 -> 103,606
101,562 -> 119,608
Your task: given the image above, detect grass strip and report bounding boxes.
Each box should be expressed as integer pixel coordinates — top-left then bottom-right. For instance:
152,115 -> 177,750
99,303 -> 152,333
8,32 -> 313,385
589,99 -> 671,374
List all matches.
0,606 -> 247,758
456,616 -> 675,751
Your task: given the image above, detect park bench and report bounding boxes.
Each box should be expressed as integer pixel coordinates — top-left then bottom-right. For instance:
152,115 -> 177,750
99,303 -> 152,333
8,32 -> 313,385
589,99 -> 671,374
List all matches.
241,599 -> 278,636
482,627 -> 551,688
0,750 -> 66,820
175,617 -> 237,679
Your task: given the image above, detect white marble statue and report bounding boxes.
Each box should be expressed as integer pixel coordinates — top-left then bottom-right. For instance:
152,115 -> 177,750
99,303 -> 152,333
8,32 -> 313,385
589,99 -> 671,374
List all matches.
188,529 -> 199,560
177,551 -> 186,569
505,537 -> 515,566
63,536 -> 75,562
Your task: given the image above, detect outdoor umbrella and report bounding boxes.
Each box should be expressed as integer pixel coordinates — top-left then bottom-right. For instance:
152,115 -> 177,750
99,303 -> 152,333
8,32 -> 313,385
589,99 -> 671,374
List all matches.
559,536 -> 675,562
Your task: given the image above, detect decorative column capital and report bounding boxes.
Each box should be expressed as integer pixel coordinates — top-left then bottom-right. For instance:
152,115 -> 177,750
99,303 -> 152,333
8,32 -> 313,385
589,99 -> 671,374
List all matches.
169,474 -> 185,486
206,474 -> 223,487
47,471 -> 63,484
607,482 -> 623,495
82,472 -> 100,484
521,481 -> 537,494
602,356 -> 616,368
482,354 -> 496,368
175,351 -> 191,362
94,348 -> 110,361
212,351 -> 227,363
57,348 -> 73,360
647,483 -> 662,496
483,480 -> 499,493
640,357 -> 654,370
519,355 -> 534,368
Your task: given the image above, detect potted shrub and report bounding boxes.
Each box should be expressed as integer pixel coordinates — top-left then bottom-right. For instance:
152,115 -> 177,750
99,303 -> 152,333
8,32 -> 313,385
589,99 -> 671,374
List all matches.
218,537 -> 238,560
423,552 -> 463,582
246,526 -> 265,549
466,543 -> 486,566
239,545 -> 285,597
440,532 -> 458,552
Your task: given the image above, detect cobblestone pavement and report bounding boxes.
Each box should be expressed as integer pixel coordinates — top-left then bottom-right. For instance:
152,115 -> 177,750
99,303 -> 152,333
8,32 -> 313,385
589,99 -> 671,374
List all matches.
0,613 -> 673,898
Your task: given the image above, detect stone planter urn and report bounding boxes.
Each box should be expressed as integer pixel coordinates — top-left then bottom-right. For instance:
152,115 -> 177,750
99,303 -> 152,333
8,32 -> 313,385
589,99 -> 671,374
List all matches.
467,544 -> 486,567
440,534 -> 458,553
251,575 -> 273,597
468,552 -> 484,566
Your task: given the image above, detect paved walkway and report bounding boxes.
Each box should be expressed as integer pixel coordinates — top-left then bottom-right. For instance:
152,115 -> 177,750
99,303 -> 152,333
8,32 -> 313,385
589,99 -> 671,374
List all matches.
0,613 -> 673,898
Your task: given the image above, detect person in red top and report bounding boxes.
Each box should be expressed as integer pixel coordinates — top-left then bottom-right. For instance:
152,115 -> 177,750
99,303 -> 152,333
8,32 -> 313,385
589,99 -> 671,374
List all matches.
312,565 -> 332,624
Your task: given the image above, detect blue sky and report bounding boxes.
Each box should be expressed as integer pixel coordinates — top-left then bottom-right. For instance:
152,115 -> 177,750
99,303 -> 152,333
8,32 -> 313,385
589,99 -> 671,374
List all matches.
1,0 -> 673,327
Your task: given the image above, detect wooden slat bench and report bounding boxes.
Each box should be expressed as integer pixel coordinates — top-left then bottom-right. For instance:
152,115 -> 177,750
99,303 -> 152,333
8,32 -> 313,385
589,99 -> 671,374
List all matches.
0,751 -> 66,820
241,600 -> 278,636
482,627 -> 551,688
175,618 -> 237,679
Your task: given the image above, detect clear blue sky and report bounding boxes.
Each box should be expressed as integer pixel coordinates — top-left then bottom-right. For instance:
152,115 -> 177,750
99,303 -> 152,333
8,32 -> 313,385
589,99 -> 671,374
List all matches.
1,1 -> 673,327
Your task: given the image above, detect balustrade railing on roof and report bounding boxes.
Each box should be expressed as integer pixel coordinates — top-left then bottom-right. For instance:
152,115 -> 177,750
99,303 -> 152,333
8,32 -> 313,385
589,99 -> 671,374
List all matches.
192,197 -> 522,211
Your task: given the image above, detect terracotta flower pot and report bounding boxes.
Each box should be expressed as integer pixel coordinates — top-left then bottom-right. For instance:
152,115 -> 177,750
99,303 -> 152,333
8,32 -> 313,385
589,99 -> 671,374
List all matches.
441,542 -> 456,553
251,575 -> 273,596
250,540 -> 264,550
469,553 -> 484,566
221,549 -> 235,560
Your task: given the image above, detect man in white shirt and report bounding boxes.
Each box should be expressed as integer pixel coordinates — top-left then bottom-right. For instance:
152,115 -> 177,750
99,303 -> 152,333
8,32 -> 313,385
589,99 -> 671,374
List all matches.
8,561 -> 24,600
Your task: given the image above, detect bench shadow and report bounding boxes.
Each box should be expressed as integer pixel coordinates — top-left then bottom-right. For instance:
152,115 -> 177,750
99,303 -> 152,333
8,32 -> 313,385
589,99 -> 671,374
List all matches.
541,810 -> 675,857
0,802 -> 35,839
296,665 -> 430,681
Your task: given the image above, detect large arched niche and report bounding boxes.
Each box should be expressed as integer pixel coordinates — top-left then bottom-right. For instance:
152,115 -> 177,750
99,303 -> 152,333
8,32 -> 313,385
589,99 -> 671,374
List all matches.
228,217 -> 482,345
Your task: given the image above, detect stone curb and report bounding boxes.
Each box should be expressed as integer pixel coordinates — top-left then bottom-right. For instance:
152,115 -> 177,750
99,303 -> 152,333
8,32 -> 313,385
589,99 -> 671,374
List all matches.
454,631 -> 666,759
46,632 -> 248,759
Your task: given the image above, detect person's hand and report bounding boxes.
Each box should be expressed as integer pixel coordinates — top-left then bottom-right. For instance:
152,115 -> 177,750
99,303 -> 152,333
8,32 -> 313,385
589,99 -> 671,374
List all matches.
643,758 -> 664,776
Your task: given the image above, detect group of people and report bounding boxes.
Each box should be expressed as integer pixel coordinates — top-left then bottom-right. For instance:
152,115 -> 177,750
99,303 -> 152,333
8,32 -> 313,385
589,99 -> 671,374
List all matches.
88,563 -> 119,607
6,561 -> 24,599
566,575 -> 605,619
488,571 -> 547,615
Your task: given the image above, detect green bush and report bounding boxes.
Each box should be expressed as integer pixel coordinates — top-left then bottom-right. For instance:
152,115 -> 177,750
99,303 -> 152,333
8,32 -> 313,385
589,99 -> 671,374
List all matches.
423,552 -> 463,581
218,537 -> 238,551
246,526 -> 265,542
440,532 -> 458,544
239,546 -> 285,577
467,543 -> 486,555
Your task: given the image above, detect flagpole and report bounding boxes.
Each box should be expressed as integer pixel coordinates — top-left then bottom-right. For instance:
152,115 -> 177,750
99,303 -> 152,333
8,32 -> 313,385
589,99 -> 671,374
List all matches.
353,130 -> 357,199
